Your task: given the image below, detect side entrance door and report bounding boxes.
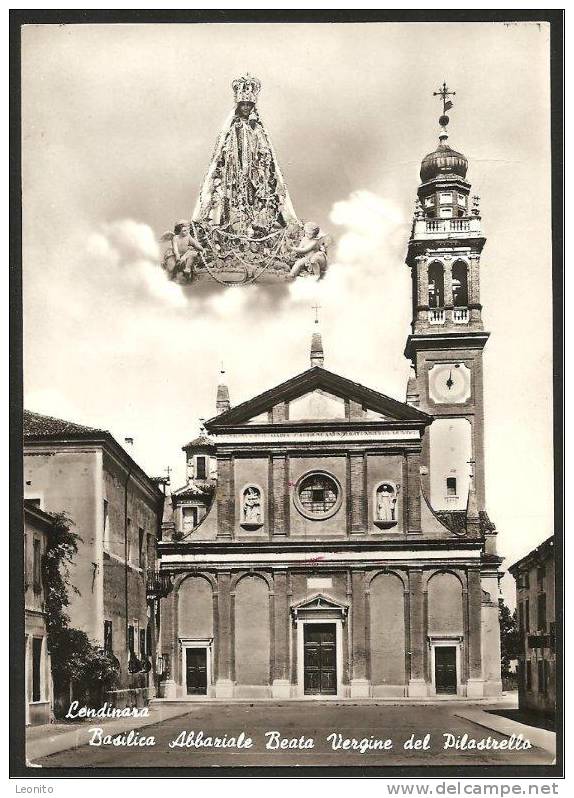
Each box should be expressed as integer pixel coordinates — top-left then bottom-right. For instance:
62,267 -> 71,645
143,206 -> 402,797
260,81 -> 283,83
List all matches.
304,623 -> 337,695
434,646 -> 457,694
185,647 -> 207,695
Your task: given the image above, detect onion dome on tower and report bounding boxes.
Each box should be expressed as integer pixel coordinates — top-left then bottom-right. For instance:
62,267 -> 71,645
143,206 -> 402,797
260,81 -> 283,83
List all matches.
415,82 -> 474,222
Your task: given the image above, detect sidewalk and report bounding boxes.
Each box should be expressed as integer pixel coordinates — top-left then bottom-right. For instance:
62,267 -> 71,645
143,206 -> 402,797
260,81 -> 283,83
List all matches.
455,708 -> 556,758
26,703 -> 194,763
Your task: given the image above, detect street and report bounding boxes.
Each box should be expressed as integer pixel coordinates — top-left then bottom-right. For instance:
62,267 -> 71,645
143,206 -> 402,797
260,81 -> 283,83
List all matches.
34,701 -> 554,768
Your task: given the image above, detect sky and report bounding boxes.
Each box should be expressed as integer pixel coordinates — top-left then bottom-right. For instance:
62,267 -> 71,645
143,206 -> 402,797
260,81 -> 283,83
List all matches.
21,21 -> 553,604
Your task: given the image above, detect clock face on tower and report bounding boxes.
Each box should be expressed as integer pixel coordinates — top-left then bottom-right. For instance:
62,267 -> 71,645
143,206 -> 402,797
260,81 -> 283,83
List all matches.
428,362 -> 472,404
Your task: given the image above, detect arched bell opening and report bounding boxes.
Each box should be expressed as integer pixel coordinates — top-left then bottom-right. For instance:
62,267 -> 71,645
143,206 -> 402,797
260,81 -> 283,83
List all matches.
452,261 -> 469,307
428,261 -> 445,308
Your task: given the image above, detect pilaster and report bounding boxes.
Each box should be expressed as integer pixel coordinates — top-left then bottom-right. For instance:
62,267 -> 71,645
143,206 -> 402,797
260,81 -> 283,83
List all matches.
408,568 -> 428,696
350,570 -> 370,696
272,569 -> 291,697
216,455 -> 234,539
215,571 -> 234,697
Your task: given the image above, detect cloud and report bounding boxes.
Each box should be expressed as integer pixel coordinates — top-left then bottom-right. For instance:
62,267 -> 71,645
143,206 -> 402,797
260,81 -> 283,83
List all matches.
85,219 -> 187,309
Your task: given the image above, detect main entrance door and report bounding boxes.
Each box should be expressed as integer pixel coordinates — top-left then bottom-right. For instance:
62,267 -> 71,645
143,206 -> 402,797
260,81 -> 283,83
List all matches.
434,646 -> 457,694
304,623 -> 337,695
185,647 -> 207,695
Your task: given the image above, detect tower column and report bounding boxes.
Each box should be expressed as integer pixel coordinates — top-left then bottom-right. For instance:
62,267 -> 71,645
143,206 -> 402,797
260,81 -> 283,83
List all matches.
469,254 -> 482,322
415,256 -> 429,321
444,257 -> 454,308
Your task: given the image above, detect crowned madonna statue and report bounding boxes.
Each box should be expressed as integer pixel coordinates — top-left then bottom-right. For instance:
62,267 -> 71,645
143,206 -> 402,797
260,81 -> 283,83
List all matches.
161,75 -> 330,286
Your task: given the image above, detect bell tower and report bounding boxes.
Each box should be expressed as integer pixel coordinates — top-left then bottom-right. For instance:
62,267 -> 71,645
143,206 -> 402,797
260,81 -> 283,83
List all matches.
405,84 -> 489,513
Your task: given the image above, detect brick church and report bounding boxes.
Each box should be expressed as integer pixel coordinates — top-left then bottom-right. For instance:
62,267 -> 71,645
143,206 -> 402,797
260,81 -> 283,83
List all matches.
157,87 -> 503,701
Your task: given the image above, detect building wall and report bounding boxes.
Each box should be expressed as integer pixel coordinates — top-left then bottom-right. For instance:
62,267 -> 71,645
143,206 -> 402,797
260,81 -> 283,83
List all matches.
24,447 -> 101,639
24,511 -> 52,725
160,562 -> 491,699
515,548 -> 555,715
102,452 -> 159,688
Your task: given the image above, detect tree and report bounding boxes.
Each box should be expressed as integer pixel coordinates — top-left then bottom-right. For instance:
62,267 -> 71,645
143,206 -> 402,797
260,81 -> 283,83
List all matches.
499,598 -> 519,677
42,513 -> 120,715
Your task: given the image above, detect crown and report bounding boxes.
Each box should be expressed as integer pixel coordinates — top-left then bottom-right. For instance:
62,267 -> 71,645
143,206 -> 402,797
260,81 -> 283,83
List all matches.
232,73 -> 261,105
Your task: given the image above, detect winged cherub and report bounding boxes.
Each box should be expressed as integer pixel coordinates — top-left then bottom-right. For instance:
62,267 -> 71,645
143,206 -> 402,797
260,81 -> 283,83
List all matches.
289,222 -> 328,280
161,221 -> 204,280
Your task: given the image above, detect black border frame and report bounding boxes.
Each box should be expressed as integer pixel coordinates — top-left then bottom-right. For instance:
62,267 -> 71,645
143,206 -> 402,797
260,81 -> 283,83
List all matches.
9,8 -> 564,779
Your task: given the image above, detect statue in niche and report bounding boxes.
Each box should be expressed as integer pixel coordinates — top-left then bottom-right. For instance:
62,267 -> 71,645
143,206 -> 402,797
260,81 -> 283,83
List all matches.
289,222 -> 328,279
376,483 -> 400,523
242,486 -> 262,525
161,221 -> 204,280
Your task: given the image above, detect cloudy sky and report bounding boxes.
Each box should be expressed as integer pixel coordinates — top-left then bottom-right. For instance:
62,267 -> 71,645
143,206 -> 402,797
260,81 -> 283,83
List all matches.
21,21 -> 553,601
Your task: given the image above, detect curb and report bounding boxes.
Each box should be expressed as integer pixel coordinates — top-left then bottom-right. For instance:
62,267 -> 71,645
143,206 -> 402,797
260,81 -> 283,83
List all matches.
454,709 -> 556,757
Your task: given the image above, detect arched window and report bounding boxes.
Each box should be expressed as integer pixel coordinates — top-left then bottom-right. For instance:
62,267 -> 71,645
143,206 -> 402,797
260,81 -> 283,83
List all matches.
240,485 -> 263,528
374,482 -> 400,528
428,262 -> 444,308
452,261 -> 468,307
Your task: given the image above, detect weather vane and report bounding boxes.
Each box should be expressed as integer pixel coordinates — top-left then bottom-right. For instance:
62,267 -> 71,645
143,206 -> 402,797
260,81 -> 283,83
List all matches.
433,81 -> 455,131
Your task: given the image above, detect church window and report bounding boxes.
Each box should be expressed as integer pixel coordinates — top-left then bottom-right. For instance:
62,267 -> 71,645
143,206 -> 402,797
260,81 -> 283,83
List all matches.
452,261 -> 469,306
428,262 -> 445,307
294,472 -> 342,520
182,506 -> 198,534
104,620 -> 113,653
439,207 -> 453,218
33,538 -> 42,594
439,192 -> 452,204
196,456 -> 207,480
446,477 -> 457,496
103,499 -> 110,551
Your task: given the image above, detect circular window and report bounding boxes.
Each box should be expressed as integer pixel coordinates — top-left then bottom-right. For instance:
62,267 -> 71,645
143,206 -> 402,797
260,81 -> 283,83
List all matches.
294,471 -> 342,520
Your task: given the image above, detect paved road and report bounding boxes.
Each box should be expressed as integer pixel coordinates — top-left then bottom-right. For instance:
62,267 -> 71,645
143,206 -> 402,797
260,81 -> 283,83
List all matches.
35,702 -> 553,768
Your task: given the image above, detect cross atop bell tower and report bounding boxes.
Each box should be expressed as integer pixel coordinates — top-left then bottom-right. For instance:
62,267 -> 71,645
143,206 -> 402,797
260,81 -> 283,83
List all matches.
404,85 -> 491,518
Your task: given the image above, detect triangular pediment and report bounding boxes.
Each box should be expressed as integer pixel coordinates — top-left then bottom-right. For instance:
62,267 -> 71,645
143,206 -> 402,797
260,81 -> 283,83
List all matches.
206,367 -> 430,429
290,592 -> 349,619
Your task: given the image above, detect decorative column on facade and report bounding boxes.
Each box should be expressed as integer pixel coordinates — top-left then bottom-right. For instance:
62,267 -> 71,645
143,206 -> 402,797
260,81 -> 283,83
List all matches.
215,571 -> 234,697
405,451 -> 422,533
349,452 -> 366,533
216,455 -> 234,539
271,452 -> 289,536
466,568 -> 485,697
468,254 -> 482,323
160,585 -> 178,699
272,569 -> 290,697
408,568 -> 428,696
443,256 -> 454,310
350,570 -> 369,696
415,255 -> 429,327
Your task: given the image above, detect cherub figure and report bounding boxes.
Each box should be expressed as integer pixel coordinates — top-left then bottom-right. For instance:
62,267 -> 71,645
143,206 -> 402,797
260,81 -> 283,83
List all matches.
161,221 -> 204,280
289,222 -> 328,280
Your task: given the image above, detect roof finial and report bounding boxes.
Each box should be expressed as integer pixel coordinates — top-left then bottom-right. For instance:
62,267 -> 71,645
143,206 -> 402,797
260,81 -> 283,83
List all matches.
216,365 -> 230,415
433,81 -> 456,142
310,304 -> 324,368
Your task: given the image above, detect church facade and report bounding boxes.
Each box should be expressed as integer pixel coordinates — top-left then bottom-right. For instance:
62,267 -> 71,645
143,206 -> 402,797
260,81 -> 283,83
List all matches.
157,90 -> 503,701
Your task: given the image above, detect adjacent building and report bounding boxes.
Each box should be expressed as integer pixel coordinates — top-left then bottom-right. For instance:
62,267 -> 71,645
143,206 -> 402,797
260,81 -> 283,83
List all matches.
509,536 -> 556,717
24,500 -> 54,725
23,411 -> 166,708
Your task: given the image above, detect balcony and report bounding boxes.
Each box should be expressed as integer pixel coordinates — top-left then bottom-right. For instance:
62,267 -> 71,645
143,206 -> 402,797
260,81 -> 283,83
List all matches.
146,569 -> 173,600
428,308 -> 445,325
412,216 -> 482,240
452,307 -> 469,324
